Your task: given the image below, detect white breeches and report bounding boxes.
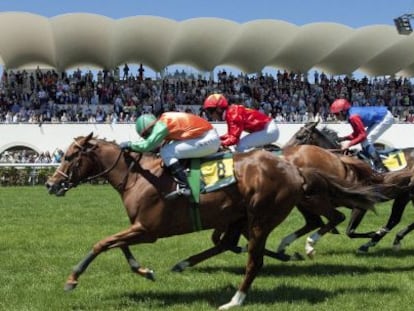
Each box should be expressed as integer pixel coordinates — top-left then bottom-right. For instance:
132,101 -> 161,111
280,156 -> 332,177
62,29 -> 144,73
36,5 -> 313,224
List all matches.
160,129 -> 221,166
361,111 -> 394,147
236,121 -> 279,152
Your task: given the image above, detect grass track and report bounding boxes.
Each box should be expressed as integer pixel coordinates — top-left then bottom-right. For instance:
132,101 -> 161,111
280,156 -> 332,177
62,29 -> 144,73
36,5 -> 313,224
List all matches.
0,185 -> 414,310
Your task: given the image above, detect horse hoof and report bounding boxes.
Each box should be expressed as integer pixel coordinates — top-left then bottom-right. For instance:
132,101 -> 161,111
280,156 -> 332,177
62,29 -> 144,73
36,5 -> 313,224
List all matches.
171,261 -> 189,272
393,242 -> 401,252
64,281 -> 78,291
145,270 -> 155,281
306,250 -> 315,259
171,264 -> 183,273
292,252 -> 305,261
357,245 -> 369,253
229,245 -> 246,254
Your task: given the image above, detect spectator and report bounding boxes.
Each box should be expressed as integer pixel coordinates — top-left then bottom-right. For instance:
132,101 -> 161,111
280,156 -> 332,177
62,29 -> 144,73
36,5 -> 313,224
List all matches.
123,63 -> 129,80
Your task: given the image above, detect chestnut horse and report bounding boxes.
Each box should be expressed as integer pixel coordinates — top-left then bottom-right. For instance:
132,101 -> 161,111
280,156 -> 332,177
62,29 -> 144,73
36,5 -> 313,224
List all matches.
283,120 -> 414,253
46,133 -> 379,310
171,141 -> 413,271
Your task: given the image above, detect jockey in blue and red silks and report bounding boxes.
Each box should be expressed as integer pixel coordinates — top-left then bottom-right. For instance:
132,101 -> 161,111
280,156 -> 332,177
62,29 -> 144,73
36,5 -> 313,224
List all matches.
330,98 -> 394,173
203,93 -> 279,152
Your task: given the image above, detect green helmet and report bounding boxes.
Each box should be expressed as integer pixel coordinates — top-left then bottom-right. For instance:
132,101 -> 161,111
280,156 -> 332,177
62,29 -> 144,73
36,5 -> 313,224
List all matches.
135,114 -> 157,137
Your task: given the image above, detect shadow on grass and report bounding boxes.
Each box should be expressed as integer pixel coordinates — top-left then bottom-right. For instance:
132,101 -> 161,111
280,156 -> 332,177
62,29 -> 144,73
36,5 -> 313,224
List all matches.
188,260 -> 414,278
322,247 -> 414,258
113,284 -> 398,309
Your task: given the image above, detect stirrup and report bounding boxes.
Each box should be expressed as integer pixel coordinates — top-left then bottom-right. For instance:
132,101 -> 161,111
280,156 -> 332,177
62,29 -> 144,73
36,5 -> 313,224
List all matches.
373,164 -> 388,174
164,184 -> 192,200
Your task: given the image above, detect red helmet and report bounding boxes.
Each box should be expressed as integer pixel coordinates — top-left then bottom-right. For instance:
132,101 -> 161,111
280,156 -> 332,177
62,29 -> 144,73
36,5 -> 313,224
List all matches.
203,94 -> 229,109
330,99 -> 351,114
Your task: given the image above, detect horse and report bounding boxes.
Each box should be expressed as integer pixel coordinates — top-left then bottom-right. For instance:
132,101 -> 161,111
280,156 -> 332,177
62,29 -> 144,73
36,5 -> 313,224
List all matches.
284,119 -> 414,252
171,143 -> 414,272
45,132 -> 380,310
172,130 -> 414,271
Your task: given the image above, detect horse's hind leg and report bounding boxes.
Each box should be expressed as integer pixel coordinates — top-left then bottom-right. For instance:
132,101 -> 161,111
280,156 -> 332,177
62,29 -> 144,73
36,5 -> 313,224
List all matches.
305,207 -> 346,258
393,222 -> 414,250
171,222 -> 245,272
346,208 -> 376,238
358,193 -> 410,253
275,205 -> 325,260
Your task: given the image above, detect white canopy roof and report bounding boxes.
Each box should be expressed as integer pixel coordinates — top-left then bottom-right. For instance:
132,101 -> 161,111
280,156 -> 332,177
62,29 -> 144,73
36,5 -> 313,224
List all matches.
0,12 -> 412,76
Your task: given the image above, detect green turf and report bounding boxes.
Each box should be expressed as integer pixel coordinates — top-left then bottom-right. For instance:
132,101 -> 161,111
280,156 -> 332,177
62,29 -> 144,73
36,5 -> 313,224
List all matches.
0,185 -> 413,310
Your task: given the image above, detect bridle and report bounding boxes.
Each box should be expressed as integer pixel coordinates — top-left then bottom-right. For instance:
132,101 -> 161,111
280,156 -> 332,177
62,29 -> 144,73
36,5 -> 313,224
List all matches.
296,124 -> 342,153
56,139 -> 125,190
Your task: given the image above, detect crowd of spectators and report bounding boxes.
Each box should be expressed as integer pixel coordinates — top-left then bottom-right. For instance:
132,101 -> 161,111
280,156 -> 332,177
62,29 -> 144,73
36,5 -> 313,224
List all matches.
2,65 -> 414,164
1,65 -> 414,127
0,148 -> 63,164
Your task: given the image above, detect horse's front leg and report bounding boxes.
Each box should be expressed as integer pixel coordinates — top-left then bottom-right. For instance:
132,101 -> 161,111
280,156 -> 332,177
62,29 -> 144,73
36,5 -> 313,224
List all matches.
218,225 -> 269,310
64,222 -> 155,291
121,246 -> 155,280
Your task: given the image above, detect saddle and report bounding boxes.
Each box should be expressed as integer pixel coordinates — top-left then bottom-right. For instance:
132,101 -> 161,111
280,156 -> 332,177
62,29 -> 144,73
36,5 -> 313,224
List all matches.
355,148 -> 407,172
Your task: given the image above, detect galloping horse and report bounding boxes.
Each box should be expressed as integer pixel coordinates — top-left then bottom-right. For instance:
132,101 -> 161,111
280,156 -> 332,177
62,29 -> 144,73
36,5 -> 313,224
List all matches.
46,133 -> 379,310
284,119 -> 414,252
171,142 -> 411,271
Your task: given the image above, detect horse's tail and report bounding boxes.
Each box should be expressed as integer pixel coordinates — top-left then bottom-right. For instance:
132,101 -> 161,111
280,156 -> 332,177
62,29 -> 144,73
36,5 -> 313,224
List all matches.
299,167 -> 383,211
338,155 -> 383,183
379,168 -> 414,198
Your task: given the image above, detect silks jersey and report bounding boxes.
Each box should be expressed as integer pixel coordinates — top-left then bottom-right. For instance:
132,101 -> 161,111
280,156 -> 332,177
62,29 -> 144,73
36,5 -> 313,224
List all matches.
129,112 -> 213,152
221,104 -> 272,147
344,106 -> 388,146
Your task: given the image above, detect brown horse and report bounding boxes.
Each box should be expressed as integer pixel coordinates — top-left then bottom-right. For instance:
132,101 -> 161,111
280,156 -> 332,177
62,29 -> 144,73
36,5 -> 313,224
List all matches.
46,133 -> 379,309
171,139 -> 414,271
284,119 -> 414,253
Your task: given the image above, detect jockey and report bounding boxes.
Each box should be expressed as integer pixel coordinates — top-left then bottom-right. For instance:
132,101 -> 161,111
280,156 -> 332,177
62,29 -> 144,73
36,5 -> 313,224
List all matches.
119,112 -> 221,197
202,93 -> 279,151
330,98 -> 394,173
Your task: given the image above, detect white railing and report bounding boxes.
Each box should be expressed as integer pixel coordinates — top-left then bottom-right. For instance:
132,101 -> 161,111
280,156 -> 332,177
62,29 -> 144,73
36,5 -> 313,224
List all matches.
0,163 -> 60,167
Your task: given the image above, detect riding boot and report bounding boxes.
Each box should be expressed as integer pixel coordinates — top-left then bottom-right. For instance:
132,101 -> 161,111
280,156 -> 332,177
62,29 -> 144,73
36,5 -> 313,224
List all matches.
167,162 -> 192,197
370,151 -> 388,174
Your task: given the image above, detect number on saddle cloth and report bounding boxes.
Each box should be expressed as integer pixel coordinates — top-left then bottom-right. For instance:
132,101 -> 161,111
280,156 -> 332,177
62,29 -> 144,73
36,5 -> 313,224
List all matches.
187,151 -> 237,195
378,148 -> 407,171
357,148 -> 407,172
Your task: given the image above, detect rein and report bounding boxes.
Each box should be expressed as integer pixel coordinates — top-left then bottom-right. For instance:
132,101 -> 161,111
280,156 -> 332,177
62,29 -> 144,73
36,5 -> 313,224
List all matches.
115,153 -> 142,191
83,148 -> 124,183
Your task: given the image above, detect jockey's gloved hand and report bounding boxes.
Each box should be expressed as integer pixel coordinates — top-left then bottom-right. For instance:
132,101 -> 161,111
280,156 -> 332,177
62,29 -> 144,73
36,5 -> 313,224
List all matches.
119,141 -> 131,151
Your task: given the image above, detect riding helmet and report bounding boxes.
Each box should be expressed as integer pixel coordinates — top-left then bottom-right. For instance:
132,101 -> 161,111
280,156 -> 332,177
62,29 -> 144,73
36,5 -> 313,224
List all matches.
135,114 -> 157,137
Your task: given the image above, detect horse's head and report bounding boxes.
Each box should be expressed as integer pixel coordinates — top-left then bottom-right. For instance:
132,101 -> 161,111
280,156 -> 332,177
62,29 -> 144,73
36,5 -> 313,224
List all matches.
46,132 -> 100,196
284,116 -> 341,149
284,117 -> 321,147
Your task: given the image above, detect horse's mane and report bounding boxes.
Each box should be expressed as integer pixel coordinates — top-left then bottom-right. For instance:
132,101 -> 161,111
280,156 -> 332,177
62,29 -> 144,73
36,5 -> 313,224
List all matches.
320,127 -> 340,145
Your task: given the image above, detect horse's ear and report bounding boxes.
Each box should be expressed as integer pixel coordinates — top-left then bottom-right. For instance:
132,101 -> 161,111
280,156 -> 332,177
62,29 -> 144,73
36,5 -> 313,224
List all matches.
86,132 -> 94,141
314,114 -> 321,126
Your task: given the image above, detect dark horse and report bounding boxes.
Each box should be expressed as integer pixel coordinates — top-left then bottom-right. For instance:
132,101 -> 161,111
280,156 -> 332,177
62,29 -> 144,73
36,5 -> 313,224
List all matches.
284,119 -> 414,253
46,133 -> 379,310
